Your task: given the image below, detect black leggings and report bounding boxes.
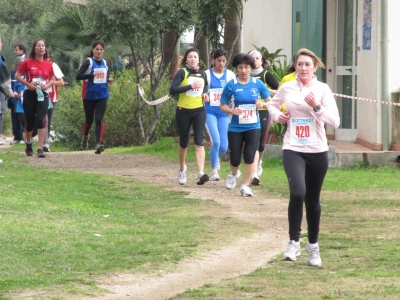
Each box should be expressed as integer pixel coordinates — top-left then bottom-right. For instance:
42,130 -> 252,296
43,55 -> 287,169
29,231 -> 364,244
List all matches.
282,150 -> 328,244
82,98 -> 108,143
228,129 -> 260,167
258,110 -> 270,152
23,90 -> 49,131
175,107 -> 206,148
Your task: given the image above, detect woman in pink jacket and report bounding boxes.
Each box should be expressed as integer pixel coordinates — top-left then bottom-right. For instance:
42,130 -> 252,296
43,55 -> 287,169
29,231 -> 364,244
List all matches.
268,48 -> 340,267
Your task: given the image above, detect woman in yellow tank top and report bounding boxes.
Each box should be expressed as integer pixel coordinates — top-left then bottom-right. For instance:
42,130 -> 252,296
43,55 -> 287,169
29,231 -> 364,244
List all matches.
170,48 -> 210,186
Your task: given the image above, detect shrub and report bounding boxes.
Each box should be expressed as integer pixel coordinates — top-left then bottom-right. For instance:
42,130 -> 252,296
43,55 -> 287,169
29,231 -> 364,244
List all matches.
54,70 -> 177,150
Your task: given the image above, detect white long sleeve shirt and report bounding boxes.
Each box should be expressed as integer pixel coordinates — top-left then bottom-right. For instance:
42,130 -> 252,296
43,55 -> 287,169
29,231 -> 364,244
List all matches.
268,76 -> 340,153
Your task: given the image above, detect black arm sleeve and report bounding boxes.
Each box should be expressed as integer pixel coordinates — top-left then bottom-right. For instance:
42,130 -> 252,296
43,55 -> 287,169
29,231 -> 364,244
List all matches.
169,69 -> 191,95
75,59 -> 93,81
202,71 -> 209,94
265,71 -> 280,90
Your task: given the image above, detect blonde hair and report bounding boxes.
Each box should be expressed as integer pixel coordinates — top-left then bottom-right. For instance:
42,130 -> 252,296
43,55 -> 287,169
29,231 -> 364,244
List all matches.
294,48 -> 325,68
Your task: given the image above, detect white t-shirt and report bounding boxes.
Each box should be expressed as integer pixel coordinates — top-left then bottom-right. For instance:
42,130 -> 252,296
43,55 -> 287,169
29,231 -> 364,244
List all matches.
51,62 -> 64,102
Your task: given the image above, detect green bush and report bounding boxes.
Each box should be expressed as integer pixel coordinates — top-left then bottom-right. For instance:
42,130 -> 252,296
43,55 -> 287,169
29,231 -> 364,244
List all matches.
54,70 -> 177,150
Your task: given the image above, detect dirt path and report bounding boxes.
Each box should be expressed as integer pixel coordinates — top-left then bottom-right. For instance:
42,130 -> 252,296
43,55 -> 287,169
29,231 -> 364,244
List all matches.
24,151 -> 289,299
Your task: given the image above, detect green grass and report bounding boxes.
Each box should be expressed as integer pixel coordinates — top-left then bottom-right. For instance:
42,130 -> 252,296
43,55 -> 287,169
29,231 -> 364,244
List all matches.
169,161 -> 400,300
0,150 -> 253,298
110,137 -> 195,161
4,138 -> 400,299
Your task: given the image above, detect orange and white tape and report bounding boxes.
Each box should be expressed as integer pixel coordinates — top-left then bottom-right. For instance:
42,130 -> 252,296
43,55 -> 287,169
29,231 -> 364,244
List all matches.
137,84 -> 171,106
333,93 -> 400,107
136,89 -> 400,108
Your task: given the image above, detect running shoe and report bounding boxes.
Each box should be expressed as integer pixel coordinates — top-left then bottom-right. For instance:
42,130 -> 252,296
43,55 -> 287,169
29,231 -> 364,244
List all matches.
10,140 -> 22,145
240,184 -> 253,197
43,144 -> 50,152
225,170 -> 241,190
282,240 -> 301,261
178,165 -> 187,185
257,159 -> 263,177
25,142 -> 33,156
251,174 -> 260,186
80,135 -> 90,150
197,172 -> 209,185
94,142 -> 105,154
37,148 -> 46,158
210,169 -> 220,181
306,242 -> 322,267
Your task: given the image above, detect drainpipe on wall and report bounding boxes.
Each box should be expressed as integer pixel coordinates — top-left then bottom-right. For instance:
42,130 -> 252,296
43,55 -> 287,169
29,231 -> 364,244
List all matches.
381,0 -> 389,150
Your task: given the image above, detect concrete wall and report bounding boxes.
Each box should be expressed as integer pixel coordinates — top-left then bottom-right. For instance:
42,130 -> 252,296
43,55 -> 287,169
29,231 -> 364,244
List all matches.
242,0 -> 292,58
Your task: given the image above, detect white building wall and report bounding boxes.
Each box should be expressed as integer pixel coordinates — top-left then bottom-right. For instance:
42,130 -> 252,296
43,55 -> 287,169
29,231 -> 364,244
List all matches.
242,0 -> 400,147
387,0 -> 400,147
356,0 -> 400,147
243,0 -> 292,58
387,1 -> 400,93
325,0 -> 337,139
356,0 -> 381,146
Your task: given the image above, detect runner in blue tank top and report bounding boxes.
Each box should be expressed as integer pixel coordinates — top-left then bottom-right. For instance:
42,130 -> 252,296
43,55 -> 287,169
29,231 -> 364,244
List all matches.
76,40 -> 114,154
205,49 -> 236,181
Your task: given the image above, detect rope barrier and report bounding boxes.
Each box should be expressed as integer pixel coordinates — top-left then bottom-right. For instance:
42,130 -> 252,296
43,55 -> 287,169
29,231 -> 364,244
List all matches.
333,93 -> 400,107
137,84 -> 171,106
136,88 -> 400,108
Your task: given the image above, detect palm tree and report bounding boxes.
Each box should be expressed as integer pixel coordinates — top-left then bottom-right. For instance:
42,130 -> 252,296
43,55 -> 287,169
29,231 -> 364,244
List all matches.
36,4 -> 125,83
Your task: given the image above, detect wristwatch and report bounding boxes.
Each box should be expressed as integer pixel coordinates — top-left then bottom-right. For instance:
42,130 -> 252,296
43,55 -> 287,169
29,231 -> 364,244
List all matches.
313,105 -> 321,112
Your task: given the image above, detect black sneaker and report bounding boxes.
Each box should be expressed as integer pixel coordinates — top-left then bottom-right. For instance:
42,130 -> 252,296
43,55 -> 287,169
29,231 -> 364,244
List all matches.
251,174 -> 260,186
94,142 -> 105,154
80,135 -> 89,150
25,143 -> 33,156
37,148 -> 46,158
196,172 -> 209,185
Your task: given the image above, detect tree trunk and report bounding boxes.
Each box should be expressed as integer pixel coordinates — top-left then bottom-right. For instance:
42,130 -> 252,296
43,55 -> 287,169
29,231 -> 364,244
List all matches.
223,0 -> 243,65
162,31 -> 180,79
194,28 -> 210,69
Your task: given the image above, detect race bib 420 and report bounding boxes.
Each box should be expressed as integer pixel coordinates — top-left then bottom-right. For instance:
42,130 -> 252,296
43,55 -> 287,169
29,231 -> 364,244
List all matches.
289,117 -> 317,145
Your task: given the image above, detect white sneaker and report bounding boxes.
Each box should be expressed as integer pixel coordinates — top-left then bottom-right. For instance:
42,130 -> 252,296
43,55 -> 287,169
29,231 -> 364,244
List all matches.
240,184 -> 253,197
197,172 -> 209,185
282,240 -> 301,261
257,159 -> 263,177
43,144 -> 50,152
210,169 -> 220,181
225,170 -> 241,190
216,159 -> 221,171
177,165 -> 187,185
306,242 -> 322,267
250,173 -> 260,186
